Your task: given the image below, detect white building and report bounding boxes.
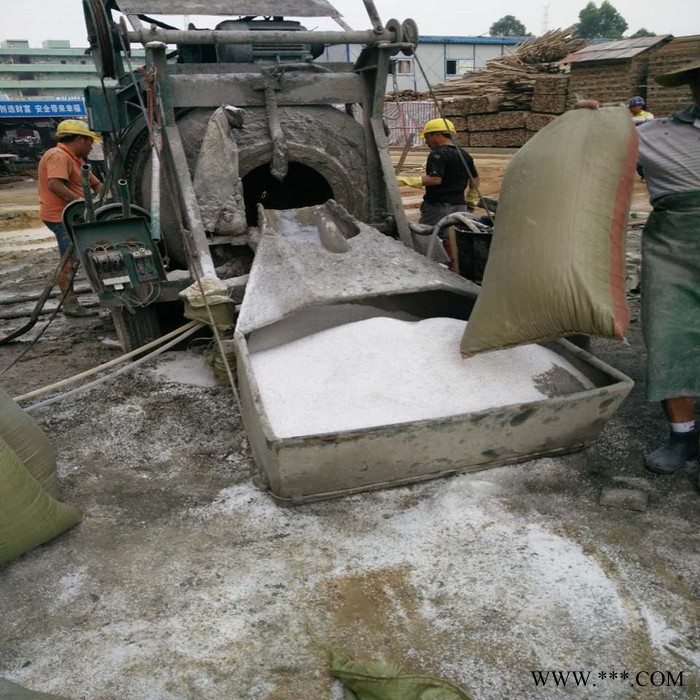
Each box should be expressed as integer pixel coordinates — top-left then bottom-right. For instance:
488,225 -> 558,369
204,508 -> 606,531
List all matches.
321,35 -> 524,93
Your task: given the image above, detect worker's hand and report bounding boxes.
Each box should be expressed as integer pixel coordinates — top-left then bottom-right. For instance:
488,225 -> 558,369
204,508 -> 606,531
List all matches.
573,100 -> 601,110
396,175 -> 423,188
466,186 -> 480,210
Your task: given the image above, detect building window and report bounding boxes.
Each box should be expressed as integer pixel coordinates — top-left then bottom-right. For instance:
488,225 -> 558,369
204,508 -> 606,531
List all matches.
446,58 -> 475,76
391,58 -> 413,75
61,60 -> 67,64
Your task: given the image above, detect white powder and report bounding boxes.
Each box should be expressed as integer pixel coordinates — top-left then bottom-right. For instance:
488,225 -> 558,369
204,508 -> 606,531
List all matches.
150,352 -> 218,388
249,316 -> 594,437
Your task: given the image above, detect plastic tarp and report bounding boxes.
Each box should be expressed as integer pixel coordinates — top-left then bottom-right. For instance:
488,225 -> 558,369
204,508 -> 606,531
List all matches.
461,106 -> 637,356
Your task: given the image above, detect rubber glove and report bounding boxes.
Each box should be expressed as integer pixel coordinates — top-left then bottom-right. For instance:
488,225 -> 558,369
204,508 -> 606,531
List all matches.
466,185 -> 479,211
396,175 -> 423,188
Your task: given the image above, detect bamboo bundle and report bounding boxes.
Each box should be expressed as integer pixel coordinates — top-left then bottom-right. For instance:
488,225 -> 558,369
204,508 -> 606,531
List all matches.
430,27 -> 586,103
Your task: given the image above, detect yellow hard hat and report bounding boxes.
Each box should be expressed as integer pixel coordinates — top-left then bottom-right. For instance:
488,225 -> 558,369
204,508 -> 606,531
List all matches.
55,119 -> 100,141
419,118 -> 456,138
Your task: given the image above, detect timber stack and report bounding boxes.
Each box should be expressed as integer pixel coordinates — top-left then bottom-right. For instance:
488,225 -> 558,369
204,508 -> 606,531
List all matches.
434,28 -> 585,148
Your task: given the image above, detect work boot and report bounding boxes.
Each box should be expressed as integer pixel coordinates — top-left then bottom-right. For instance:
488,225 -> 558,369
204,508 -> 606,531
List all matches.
62,292 -> 98,318
644,430 -> 699,474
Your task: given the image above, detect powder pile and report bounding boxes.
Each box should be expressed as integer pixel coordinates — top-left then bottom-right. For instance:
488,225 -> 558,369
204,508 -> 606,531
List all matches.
249,316 -> 594,437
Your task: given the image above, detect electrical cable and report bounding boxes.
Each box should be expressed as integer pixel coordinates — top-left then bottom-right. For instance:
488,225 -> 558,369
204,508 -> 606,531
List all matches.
22,321 -> 204,413
13,320 -> 200,403
0,245 -> 73,348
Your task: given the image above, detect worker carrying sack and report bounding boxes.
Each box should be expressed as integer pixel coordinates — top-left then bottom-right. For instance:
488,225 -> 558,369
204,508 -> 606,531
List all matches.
461,106 -> 637,356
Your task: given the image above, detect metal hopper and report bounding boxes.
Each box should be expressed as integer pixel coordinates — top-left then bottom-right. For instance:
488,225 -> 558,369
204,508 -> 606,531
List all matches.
234,203 -> 634,504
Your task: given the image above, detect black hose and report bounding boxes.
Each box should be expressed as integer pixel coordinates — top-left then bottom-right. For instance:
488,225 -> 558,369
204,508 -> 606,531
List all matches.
0,245 -> 75,346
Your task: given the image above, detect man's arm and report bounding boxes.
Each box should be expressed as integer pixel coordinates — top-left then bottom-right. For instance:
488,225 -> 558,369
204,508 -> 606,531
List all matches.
47,177 -> 80,204
89,171 -> 102,195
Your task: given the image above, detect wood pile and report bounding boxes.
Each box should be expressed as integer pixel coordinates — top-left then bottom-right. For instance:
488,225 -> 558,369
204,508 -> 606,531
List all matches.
435,28 -> 585,148
568,60 -> 645,108
646,35 -> 700,116
385,90 -> 422,102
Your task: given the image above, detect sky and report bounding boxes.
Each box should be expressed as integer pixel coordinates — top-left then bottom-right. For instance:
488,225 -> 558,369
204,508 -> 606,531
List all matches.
0,0 -> 697,46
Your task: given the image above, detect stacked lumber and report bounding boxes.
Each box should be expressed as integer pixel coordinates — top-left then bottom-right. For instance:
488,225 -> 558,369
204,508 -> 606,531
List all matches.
567,60 -> 645,108
385,90 -> 422,102
435,28 -> 584,148
646,35 -> 700,116
532,74 -> 570,113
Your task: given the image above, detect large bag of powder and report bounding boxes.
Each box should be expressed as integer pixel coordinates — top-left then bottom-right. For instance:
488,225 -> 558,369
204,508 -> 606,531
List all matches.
0,385 -> 58,498
461,106 -> 637,356
0,436 -> 82,566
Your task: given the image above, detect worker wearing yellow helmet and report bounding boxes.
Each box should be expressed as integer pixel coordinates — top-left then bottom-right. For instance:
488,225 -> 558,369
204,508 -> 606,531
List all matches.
38,119 -> 102,317
397,117 -> 479,226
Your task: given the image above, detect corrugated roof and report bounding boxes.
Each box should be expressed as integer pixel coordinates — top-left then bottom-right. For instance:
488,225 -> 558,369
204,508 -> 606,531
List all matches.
562,35 -> 671,64
420,35 -> 523,46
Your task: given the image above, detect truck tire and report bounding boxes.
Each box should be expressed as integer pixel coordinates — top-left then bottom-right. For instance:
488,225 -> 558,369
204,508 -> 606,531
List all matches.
111,305 -> 162,353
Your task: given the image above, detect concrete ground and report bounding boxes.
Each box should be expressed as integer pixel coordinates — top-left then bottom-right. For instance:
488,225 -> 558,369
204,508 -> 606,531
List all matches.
0,155 -> 697,699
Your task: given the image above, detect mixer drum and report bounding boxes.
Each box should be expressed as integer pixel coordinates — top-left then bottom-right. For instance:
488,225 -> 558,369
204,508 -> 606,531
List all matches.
125,105 -> 378,268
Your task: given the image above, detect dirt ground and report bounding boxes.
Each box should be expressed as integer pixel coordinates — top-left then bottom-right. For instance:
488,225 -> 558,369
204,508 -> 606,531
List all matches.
0,154 -> 697,700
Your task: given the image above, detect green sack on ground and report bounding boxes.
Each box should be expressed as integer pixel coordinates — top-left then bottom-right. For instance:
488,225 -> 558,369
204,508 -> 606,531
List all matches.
329,651 -> 472,700
0,437 -> 82,566
0,385 -> 58,498
0,677 -> 71,699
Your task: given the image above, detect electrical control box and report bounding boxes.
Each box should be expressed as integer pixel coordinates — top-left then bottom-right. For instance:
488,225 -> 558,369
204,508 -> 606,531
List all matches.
71,217 -> 167,306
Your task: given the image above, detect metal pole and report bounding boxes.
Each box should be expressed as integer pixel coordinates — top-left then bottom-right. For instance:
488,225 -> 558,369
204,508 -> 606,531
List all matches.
127,28 -> 392,46
80,164 -> 96,222
145,42 -> 175,126
150,127 -> 162,241
361,0 -> 384,32
117,179 -> 131,218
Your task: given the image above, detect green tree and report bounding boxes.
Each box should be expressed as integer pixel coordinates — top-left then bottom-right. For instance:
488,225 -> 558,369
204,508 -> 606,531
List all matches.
489,15 -> 530,37
629,28 -> 655,38
575,1 -> 628,38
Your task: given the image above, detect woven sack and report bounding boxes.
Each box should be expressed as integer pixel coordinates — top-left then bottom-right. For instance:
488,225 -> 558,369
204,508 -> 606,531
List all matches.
0,385 -> 58,498
461,106 -> 637,355
0,437 -> 82,566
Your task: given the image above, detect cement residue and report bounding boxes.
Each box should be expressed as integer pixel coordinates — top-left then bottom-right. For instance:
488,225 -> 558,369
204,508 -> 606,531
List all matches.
1,339 -> 697,700
533,363 -> 589,397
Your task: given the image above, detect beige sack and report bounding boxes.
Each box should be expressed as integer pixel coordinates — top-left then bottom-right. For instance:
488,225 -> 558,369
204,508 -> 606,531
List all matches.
461,106 -> 637,356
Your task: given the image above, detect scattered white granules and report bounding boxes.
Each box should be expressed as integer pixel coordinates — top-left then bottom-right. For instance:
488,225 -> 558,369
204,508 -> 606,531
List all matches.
249,316 -> 594,437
